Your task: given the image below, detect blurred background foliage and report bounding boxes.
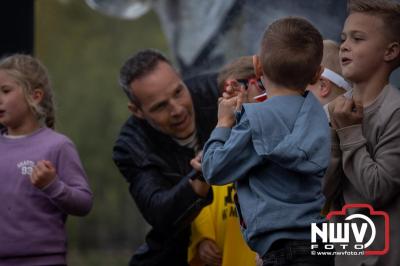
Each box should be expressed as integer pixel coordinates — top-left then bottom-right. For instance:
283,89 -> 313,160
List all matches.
31,1 -> 400,265
35,0 -> 169,264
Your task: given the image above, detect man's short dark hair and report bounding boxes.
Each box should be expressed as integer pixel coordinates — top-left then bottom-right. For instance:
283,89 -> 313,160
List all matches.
119,49 -> 171,104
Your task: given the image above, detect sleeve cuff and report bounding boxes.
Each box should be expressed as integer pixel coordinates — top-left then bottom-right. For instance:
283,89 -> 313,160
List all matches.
337,124 -> 366,150
172,181 -> 213,228
210,127 -> 231,142
41,177 -> 65,198
182,179 -> 203,201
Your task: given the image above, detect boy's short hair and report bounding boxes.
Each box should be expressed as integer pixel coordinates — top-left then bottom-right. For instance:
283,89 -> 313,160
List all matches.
322,40 -> 342,75
217,56 -> 255,91
260,17 -> 323,90
348,0 -> 400,68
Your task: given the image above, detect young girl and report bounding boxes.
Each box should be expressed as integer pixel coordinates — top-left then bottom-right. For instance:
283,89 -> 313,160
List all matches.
0,54 -> 93,266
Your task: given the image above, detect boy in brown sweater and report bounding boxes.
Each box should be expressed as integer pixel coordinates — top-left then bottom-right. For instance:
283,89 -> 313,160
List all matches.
325,0 -> 400,265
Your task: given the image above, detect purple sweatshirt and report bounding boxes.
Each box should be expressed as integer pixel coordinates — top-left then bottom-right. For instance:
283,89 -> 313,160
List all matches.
0,127 -> 93,266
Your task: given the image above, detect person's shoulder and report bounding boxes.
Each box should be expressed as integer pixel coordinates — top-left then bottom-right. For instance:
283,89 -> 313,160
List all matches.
184,72 -> 218,90
379,84 -> 400,116
30,128 -> 79,159
184,72 -> 219,101
112,116 -> 156,166
42,128 -> 76,148
385,84 -> 400,103
114,116 -> 149,147
242,98 -> 284,119
241,102 -> 275,130
243,100 -> 271,110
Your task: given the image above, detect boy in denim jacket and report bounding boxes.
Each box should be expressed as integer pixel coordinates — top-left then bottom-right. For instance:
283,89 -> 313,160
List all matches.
202,17 -> 332,266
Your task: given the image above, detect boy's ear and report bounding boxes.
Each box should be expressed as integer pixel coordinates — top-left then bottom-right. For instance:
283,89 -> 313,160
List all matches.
32,89 -> 44,104
253,55 -> 263,78
128,102 -> 144,119
310,66 -> 324,85
384,42 -> 400,62
319,78 -> 332,98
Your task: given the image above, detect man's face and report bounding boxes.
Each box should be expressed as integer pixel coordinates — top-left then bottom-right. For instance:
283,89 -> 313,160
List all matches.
340,13 -> 389,83
129,61 -> 195,139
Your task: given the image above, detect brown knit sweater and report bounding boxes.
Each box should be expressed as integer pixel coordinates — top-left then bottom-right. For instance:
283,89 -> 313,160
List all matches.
323,84 -> 400,266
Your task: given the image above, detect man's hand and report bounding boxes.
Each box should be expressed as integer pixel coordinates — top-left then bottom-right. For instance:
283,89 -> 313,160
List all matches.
197,239 -> 222,266
329,96 -> 363,129
189,178 -> 210,198
189,151 -> 210,197
190,151 -> 203,172
30,160 -> 56,189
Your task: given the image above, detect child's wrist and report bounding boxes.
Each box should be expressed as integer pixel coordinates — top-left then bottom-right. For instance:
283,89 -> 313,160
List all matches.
216,119 -> 234,128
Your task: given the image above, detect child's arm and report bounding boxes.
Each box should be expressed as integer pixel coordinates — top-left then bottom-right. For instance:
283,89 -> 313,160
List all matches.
332,96 -> 400,207
202,112 -> 263,185
32,141 -> 93,216
322,129 -> 345,204
338,112 -> 400,207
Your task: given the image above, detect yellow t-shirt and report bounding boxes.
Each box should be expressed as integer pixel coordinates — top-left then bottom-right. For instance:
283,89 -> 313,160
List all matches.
189,184 -> 256,266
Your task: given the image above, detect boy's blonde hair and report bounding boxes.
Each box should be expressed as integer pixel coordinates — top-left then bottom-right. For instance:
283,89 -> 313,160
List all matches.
260,17 -> 323,90
217,56 -> 255,91
322,40 -> 342,76
322,40 -> 349,94
348,0 -> 400,68
0,54 -> 55,129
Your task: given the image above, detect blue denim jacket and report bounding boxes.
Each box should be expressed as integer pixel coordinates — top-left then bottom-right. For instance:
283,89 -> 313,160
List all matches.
202,92 -> 330,256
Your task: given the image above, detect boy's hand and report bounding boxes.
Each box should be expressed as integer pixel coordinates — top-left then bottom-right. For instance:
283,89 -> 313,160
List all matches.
217,96 -> 237,128
330,96 -> 363,129
197,239 -> 222,266
223,81 -> 250,102
222,80 -> 243,99
30,160 -> 56,189
222,85 -> 237,99
217,89 -> 245,128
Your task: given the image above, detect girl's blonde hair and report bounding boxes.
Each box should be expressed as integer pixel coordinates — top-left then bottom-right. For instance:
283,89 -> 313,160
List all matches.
0,54 -> 55,129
